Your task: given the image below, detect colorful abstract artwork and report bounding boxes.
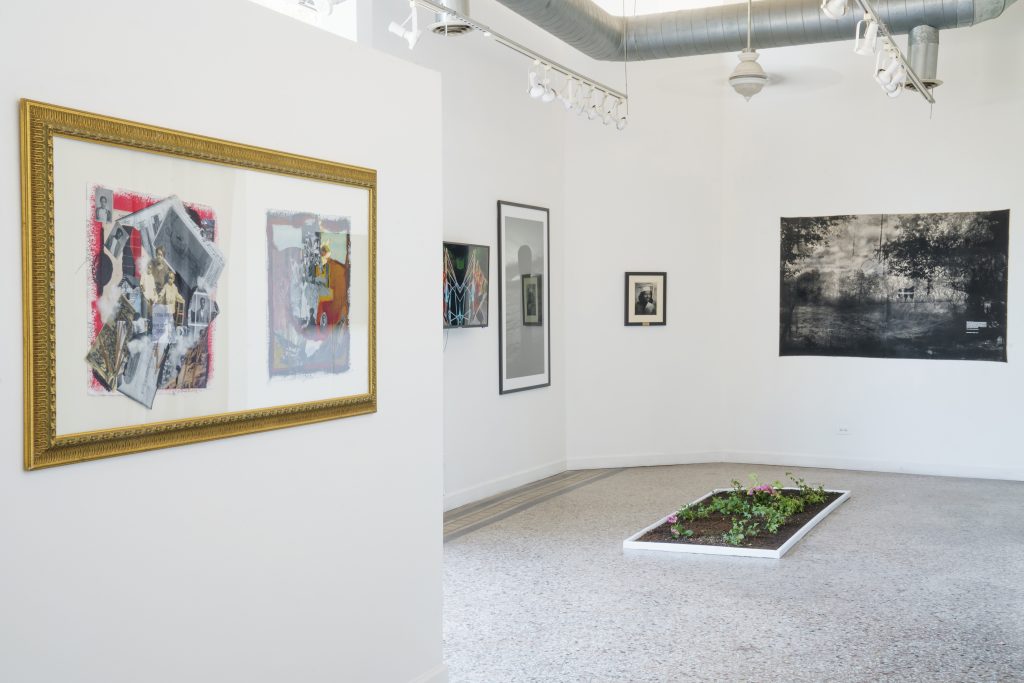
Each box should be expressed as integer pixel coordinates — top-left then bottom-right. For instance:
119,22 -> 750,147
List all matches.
443,242 -> 489,328
267,210 -> 352,377
86,185 -> 225,409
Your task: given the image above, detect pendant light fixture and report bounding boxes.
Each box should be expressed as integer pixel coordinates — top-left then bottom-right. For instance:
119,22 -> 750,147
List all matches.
729,0 -> 768,101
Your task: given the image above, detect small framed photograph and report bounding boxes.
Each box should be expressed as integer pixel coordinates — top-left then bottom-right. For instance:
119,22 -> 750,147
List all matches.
522,274 -> 542,326
625,272 -> 666,326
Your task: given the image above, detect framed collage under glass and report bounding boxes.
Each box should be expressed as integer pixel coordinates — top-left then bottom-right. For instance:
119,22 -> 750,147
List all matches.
21,100 -> 377,469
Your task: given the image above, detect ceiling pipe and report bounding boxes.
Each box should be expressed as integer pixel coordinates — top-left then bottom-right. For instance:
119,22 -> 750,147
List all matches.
489,0 -> 1018,61
907,25 -> 941,88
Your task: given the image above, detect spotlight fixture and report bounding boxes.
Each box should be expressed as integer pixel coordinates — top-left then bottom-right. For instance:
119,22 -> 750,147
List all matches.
822,0 -> 936,104
729,0 -> 768,101
541,80 -> 557,104
821,0 -> 848,19
574,85 -> 592,115
561,79 -> 578,111
606,98 -> 627,130
388,3 -> 422,50
528,62 -> 546,99
875,49 -> 907,97
854,18 -> 879,56
395,0 -> 629,130
587,92 -> 606,121
602,97 -> 617,126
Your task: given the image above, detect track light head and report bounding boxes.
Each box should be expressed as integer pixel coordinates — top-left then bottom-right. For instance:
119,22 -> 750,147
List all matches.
874,49 -> 907,97
561,79 -> 578,111
614,99 -> 628,130
388,21 -> 422,49
821,0 -> 848,19
528,72 -> 544,99
602,98 -> 616,126
388,4 -> 421,50
854,18 -> 879,56
529,63 -> 548,99
575,86 -> 591,115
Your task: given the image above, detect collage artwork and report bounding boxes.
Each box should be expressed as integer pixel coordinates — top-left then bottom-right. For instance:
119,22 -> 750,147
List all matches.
87,189 -> 354,411
267,210 -> 352,377
87,186 -> 224,409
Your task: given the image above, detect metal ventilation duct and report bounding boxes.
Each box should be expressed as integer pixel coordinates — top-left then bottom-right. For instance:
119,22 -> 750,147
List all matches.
429,0 -> 474,35
490,0 -> 1018,60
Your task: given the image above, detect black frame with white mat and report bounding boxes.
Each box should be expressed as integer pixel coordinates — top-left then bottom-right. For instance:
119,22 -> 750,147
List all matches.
497,201 -> 551,394
624,272 -> 667,327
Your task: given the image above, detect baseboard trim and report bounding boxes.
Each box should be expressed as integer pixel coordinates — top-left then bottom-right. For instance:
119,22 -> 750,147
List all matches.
566,450 -> 1024,482
566,452 -> 718,470
444,459 -> 566,511
408,662 -> 448,683
719,450 -> 1024,482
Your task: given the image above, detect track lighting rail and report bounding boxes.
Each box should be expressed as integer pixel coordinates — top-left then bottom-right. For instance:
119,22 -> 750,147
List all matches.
409,0 -> 627,102
851,0 -> 935,104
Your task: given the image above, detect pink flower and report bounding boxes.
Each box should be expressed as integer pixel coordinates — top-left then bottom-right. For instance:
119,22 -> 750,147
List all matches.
666,515 -> 678,524
748,484 -> 775,495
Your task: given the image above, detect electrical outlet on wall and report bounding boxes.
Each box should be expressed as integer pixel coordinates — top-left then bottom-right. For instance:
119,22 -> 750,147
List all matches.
837,426 -> 851,436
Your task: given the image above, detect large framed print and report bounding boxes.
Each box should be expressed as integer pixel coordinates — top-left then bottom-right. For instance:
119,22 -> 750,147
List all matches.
497,201 -> 550,394
624,272 -> 667,326
21,100 -> 377,470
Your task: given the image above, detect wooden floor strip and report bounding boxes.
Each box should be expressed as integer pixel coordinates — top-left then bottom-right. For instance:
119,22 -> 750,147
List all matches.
444,469 -> 623,542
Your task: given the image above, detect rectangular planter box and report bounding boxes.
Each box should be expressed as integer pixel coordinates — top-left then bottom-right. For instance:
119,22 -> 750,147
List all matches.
623,488 -> 851,559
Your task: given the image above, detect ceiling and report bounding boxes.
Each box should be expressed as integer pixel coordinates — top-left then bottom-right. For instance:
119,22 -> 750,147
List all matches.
589,0 -> 731,15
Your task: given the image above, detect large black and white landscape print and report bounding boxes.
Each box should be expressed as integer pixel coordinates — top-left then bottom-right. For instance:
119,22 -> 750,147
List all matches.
780,210 -> 1009,362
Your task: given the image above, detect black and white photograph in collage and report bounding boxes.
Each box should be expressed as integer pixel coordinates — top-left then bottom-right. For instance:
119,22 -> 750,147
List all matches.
780,210 -> 1009,361
624,272 -> 666,326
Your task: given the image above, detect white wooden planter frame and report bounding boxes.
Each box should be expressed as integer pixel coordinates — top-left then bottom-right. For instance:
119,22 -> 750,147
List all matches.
623,488 -> 851,559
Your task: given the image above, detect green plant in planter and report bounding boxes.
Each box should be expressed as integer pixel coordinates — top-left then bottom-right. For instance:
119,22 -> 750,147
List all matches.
668,473 -> 829,546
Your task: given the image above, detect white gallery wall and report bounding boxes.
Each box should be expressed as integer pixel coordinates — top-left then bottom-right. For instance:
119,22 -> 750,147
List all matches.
365,0 -> 1024,508
719,9 -> 1024,481
0,2 -> 446,683
367,0 -> 575,509
562,55 -> 729,469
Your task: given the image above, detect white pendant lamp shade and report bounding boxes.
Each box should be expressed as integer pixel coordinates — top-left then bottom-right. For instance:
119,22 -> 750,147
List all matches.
729,49 -> 768,100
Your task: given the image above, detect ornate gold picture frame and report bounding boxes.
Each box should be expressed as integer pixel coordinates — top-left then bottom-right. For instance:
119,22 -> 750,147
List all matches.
21,100 -> 377,470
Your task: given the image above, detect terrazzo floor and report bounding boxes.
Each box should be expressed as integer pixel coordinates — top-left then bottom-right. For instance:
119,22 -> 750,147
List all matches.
442,463 -> 1024,682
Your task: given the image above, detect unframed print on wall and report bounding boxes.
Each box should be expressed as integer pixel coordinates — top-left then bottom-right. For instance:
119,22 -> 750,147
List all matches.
780,210 -> 1009,361
497,201 -> 550,394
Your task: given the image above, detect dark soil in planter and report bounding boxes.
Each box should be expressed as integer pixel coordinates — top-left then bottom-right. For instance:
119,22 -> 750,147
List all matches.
637,491 -> 844,550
